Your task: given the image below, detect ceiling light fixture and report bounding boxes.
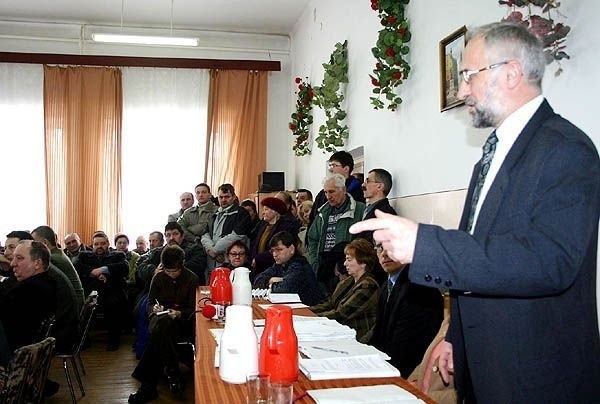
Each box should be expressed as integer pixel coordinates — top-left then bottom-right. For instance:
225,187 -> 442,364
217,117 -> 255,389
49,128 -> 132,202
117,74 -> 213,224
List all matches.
91,33 -> 198,47
91,0 -> 198,47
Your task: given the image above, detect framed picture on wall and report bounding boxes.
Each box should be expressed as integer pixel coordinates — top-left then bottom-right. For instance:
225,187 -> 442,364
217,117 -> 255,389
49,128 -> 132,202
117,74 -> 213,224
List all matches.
439,26 -> 467,112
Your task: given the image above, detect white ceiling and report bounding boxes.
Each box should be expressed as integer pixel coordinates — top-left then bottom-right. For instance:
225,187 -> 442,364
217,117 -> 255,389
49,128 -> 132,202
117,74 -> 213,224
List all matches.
0,0 -> 310,36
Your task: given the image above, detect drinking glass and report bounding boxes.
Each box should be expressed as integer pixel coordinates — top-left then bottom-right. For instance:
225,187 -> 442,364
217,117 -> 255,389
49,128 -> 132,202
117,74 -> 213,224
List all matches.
246,373 -> 270,404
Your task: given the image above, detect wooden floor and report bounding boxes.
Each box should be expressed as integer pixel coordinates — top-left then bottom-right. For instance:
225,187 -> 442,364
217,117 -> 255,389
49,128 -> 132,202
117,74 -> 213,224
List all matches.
45,329 -> 195,403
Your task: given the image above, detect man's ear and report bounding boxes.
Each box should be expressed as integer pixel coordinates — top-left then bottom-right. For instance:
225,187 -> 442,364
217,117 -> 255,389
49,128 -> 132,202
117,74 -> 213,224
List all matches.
505,60 -> 523,90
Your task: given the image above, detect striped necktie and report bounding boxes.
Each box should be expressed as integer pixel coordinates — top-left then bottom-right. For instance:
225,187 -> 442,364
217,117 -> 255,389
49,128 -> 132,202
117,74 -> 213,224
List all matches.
466,130 -> 498,233
386,279 -> 393,303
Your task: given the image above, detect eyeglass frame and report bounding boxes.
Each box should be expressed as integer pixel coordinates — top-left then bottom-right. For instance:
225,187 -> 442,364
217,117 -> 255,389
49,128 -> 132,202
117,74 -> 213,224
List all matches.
364,178 -> 381,185
327,162 -> 343,169
228,251 -> 246,257
459,61 -> 510,84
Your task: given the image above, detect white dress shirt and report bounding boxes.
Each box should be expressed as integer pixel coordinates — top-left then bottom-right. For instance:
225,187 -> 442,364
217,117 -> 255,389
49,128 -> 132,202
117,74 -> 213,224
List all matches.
470,95 -> 544,233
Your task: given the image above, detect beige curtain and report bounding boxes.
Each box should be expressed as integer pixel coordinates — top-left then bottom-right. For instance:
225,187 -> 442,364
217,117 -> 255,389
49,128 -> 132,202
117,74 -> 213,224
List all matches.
205,69 -> 267,200
43,65 -> 122,244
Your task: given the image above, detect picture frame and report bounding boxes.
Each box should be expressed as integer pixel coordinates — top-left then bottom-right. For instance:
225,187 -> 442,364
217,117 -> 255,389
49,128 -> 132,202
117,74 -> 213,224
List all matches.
439,26 -> 467,112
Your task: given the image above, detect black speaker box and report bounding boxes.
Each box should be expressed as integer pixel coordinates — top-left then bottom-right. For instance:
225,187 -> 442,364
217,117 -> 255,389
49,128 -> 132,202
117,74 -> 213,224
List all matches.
258,172 -> 284,192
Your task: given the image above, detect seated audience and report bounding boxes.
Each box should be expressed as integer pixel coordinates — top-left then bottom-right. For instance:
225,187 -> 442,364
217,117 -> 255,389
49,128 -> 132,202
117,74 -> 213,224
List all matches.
32,225 -> 85,310
114,233 -> 140,284
74,231 -> 129,351
223,240 -> 251,271
0,240 -> 56,351
297,200 -> 313,255
129,245 -> 199,404
275,191 -> 299,219
133,235 -> 149,255
253,231 -> 324,306
167,192 -> 194,223
63,232 -> 91,261
408,316 -> 456,404
363,244 -> 443,377
250,197 -> 300,276
148,231 -> 164,250
137,222 -> 206,286
309,239 -> 378,340
295,188 -> 313,208
241,199 -> 261,231
178,183 -> 218,243
1,231 -> 34,279
307,173 -> 365,293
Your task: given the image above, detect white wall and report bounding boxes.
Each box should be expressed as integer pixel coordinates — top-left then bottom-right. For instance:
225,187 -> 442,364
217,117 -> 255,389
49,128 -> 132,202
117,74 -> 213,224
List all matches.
288,0 -> 600,332
289,0 -> 599,197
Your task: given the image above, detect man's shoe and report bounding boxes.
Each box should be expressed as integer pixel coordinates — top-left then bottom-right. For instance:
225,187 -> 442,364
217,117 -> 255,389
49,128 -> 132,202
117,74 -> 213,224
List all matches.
128,387 -> 158,404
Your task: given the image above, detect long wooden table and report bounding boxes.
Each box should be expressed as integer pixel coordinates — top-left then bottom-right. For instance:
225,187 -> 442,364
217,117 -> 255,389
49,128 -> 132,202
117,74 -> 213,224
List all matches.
194,288 -> 434,403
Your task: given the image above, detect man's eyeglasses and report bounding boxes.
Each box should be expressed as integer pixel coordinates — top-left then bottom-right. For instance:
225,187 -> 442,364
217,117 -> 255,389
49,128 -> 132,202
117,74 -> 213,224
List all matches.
374,244 -> 384,253
364,178 -> 381,184
228,252 -> 246,257
460,61 -> 510,84
327,162 -> 343,169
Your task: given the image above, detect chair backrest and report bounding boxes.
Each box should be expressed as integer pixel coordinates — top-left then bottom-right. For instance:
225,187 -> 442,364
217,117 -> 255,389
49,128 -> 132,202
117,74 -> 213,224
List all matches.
0,344 -> 33,403
36,313 -> 56,340
0,337 -> 56,404
24,337 -> 56,404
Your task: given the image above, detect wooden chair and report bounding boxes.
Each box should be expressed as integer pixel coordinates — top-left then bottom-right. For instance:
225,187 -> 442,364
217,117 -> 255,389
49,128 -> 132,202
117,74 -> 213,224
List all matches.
0,337 -> 56,404
56,291 -> 98,404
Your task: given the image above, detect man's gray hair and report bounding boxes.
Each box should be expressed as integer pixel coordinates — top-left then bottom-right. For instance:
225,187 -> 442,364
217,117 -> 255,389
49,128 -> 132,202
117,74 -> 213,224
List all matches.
323,173 -> 346,189
468,22 -> 545,88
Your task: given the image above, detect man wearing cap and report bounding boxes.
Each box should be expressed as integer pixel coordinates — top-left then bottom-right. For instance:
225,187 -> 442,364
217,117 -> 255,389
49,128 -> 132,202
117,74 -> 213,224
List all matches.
249,196 -> 300,277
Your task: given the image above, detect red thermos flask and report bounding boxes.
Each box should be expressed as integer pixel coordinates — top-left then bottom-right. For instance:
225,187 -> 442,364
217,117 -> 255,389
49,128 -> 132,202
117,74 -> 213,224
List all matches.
259,305 -> 298,383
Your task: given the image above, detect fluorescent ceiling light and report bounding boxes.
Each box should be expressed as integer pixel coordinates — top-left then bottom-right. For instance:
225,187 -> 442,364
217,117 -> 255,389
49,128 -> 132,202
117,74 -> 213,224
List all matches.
91,33 -> 199,47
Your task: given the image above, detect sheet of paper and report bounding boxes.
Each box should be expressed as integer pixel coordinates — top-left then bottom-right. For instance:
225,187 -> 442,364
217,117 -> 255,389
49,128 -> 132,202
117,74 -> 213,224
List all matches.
268,293 -> 301,303
307,384 -> 424,404
299,355 -> 400,380
299,339 -> 390,360
258,303 -> 307,310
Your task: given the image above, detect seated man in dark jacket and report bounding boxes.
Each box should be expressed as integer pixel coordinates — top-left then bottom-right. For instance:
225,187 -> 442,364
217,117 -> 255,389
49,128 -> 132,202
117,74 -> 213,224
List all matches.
129,245 -> 199,404
74,231 -> 129,351
136,222 -> 206,286
0,240 -> 57,351
253,231 -> 324,306
363,244 -> 444,377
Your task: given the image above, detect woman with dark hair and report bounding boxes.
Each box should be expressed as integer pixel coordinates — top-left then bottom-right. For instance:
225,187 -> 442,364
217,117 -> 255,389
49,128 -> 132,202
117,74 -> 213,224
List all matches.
224,240 -> 251,270
249,197 -> 300,276
309,238 -> 379,340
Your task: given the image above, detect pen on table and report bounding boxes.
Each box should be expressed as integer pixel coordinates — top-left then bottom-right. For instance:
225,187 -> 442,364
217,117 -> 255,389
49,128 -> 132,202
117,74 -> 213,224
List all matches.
292,391 -> 308,402
310,346 -> 349,355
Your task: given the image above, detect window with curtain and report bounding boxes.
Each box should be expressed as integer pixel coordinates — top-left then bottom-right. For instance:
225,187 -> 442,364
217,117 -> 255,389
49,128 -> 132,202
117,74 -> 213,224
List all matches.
0,63 -> 46,236
44,65 -> 123,245
206,69 -> 267,200
121,67 -> 209,241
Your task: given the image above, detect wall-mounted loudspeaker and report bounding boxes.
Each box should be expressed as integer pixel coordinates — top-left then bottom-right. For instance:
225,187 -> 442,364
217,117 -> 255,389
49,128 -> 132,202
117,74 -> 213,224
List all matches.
258,172 -> 284,192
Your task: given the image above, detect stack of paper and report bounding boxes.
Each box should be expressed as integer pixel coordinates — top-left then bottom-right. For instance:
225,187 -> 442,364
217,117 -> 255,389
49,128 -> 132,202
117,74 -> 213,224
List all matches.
292,318 -> 356,342
307,384 -> 425,403
267,292 -> 301,303
299,339 -> 390,360
299,355 -> 400,381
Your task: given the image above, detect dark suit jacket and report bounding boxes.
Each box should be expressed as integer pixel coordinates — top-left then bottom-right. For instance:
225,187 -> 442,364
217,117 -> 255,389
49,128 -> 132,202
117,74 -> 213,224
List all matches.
354,197 -> 397,244
409,100 -> 600,402
367,267 -> 443,378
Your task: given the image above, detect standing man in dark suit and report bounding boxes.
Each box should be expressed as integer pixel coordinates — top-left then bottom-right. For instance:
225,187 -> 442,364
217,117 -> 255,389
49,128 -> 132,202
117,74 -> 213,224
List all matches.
351,22 -> 600,403
363,244 -> 443,378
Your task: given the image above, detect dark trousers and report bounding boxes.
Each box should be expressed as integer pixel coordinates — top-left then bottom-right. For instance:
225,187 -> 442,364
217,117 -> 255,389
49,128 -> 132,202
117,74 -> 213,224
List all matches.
132,314 -> 190,385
